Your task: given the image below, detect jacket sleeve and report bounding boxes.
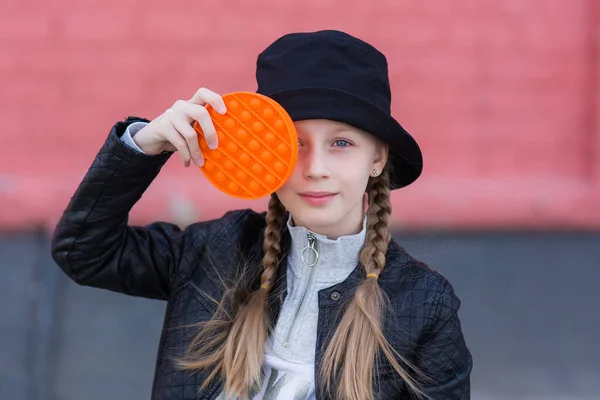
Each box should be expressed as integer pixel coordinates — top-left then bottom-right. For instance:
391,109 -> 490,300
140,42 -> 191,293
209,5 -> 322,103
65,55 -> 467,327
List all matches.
120,121 -> 149,153
51,116 -> 199,300
416,279 -> 473,399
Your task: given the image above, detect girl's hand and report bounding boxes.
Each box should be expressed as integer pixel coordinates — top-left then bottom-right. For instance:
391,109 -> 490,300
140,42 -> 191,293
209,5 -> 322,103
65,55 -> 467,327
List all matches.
133,87 -> 227,167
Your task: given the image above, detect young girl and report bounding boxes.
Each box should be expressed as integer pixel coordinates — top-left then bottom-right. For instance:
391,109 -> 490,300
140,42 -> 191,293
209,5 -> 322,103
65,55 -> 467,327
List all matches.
51,30 -> 472,400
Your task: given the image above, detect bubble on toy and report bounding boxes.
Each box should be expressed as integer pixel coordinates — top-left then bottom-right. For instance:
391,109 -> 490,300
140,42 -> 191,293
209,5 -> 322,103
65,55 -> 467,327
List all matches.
274,161 -> 286,173
216,171 -> 227,183
263,108 -> 275,120
236,170 -> 249,181
252,164 -> 264,174
250,98 -> 262,110
261,150 -> 273,163
228,99 -> 240,112
224,118 -> 236,130
239,152 -> 251,164
236,128 -> 249,141
204,161 -> 215,172
274,119 -> 285,132
253,121 -> 264,134
248,139 -> 261,153
249,181 -> 261,193
265,174 -> 277,186
277,143 -> 289,155
224,160 -> 235,171
228,182 -> 240,194
226,142 -> 239,154
265,132 -> 277,144
240,110 -> 252,123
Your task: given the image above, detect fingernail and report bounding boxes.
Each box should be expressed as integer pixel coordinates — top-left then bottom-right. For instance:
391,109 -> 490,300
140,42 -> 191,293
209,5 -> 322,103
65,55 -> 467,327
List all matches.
209,141 -> 218,150
218,105 -> 227,114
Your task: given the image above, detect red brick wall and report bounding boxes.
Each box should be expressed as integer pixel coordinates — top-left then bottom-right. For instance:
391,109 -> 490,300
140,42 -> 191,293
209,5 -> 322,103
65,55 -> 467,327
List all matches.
1,0 -> 599,231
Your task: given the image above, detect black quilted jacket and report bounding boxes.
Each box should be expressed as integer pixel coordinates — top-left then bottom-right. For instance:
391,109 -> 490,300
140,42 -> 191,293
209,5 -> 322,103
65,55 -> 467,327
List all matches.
51,117 -> 472,399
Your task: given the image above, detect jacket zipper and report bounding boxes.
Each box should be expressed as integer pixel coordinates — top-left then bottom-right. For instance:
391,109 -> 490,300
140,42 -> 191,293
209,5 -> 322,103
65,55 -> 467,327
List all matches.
283,231 -> 319,348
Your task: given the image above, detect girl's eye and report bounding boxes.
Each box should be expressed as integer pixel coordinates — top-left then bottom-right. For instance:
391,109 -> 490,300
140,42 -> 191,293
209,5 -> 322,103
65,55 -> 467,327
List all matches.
333,139 -> 351,147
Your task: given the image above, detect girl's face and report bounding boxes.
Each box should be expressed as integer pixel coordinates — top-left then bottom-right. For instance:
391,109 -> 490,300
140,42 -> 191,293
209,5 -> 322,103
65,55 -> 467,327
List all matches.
276,119 -> 388,239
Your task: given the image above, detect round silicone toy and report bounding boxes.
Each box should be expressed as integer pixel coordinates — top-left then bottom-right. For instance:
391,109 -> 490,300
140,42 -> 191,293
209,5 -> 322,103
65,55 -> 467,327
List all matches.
192,92 -> 298,200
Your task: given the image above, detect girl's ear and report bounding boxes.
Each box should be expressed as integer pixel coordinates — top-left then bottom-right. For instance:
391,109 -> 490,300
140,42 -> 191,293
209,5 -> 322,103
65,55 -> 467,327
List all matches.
371,142 -> 389,176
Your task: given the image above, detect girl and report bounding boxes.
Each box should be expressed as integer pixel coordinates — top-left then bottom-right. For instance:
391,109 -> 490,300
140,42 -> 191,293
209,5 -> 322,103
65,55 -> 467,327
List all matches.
51,30 -> 472,400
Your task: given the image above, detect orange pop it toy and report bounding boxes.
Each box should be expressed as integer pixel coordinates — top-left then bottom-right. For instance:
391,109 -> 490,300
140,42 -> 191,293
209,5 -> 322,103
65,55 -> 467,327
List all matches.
192,92 -> 298,200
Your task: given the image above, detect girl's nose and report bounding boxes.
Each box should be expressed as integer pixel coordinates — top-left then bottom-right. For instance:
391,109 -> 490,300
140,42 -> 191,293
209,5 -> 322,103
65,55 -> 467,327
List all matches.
302,147 -> 330,180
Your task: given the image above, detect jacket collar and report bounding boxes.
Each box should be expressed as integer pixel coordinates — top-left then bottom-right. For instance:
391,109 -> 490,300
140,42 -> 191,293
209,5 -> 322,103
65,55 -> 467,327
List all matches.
267,213 -> 411,325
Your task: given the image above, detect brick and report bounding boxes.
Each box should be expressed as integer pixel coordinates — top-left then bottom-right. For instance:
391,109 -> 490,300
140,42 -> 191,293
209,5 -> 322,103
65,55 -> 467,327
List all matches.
0,12 -> 51,39
476,136 -> 587,178
63,72 -> 145,109
140,10 -> 214,41
55,46 -> 146,73
0,74 -> 63,107
62,9 -> 134,41
0,48 -> 18,70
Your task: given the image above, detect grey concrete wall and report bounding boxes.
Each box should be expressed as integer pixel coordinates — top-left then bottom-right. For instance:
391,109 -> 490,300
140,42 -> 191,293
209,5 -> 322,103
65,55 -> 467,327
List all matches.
1,230 -> 599,400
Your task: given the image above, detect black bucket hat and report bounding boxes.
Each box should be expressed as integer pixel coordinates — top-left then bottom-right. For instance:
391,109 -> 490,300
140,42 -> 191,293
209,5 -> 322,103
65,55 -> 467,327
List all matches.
255,29 -> 423,189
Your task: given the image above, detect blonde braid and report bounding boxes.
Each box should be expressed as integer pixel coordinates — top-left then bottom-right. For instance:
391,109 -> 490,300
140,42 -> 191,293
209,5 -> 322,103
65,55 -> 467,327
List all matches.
258,194 -> 287,291
319,165 -> 429,400
360,166 -> 393,275
176,194 -> 287,400
219,193 -> 286,399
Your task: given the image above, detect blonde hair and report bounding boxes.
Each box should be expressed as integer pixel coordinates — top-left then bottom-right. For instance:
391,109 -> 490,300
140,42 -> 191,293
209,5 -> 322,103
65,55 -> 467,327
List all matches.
176,164 -> 428,400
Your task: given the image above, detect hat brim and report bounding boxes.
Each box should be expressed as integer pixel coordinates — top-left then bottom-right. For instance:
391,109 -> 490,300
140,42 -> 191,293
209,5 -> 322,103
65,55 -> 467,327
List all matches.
263,87 -> 423,189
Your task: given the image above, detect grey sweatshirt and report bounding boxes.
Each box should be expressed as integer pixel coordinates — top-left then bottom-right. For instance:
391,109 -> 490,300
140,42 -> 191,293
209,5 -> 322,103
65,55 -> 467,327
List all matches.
120,122 -> 367,399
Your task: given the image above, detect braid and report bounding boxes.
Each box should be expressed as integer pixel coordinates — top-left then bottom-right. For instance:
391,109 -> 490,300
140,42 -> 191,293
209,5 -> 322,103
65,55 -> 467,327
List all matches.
259,193 -> 287,291
219,193 -> 286,399
176,193 -> 287,400
319,164 -> 429,400
359,167 -> 393,275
